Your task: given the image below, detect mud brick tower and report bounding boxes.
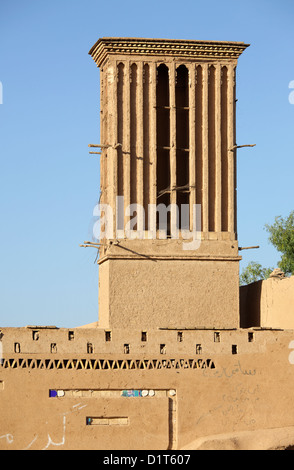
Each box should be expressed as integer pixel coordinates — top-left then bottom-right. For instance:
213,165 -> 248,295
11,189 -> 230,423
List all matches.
88,38 -> 249,330
4,38 -> 294,452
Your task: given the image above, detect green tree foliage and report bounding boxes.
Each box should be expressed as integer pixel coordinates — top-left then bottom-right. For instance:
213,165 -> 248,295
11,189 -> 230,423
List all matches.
240,210 -> 294,286
239,261 -> 273,286
265,211 -> 294,275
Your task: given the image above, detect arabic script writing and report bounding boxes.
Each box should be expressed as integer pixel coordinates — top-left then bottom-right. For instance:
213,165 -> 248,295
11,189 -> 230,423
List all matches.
202,360 -> 256,378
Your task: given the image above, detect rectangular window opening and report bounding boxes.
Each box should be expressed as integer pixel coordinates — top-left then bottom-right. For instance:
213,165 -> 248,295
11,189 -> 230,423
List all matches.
160,344 -> 166,355
176,65 -> 189,231
141,331 -> 147,342
208,65 -> 216,232
68,331 -> 74,341
177,331 -> 183,342
196,344 -> 202,355
124,344 -> 130,354
32,330 -> 39,341
105,330 -> 112,342
87,342 -> 94,354
214,332 -> 221,343
248,332 -> 254,343
117,62 -> 124,199
156,64 -> 171,233
232,345 -> 238,355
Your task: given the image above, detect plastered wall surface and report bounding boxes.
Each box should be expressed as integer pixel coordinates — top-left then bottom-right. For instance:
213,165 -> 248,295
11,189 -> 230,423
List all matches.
1,326 -> 294,450
240,276 -> 294,329
100,257 -> 240,329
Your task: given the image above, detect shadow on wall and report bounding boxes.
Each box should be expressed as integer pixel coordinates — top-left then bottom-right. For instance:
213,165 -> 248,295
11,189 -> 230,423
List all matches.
240,281 -> 262,328
240,273 -> 294,330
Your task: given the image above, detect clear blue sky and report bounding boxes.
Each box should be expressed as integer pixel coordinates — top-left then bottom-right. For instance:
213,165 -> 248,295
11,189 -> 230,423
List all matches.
0,0 -> 294,327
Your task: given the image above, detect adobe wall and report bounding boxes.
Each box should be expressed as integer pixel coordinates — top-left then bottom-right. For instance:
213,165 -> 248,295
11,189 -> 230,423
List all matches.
98,239 -> 241,329
100,258 -> 240,329
240,275 -> 294,329
1,326 -> 294,450
92,37 -> 246,332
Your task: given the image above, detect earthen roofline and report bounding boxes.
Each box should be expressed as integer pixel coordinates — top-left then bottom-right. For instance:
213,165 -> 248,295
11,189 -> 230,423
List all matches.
89,37 -> 250,67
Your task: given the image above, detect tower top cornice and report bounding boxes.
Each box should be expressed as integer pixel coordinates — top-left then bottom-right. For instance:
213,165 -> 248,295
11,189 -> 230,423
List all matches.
89,37 -> 250,68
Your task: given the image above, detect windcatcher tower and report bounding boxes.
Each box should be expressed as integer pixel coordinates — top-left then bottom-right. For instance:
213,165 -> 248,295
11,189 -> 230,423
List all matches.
89,38 -> 249,330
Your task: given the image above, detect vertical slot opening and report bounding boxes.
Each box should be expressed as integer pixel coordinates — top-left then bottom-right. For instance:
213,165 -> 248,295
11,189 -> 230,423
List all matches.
32,330 -> 39,341
87,342 -> 94,354
160,344 -> 166,355
196,344 -> 202,355
130,63 -> 137,207
105,330 -> 112,342
156,64 -> 170,230
221,66 -> 228,231
124,344 -> 130,354
143,63 -> 150,230
208,65 -> 216,232
248,332 -> 254,343
141,331 -> 147,342
195,65 -> 203,229
68,331 -> 74,341
177,331 -> 183,342
176,65 -> 189,230
214,332 -> 221,343
117,62 -> 124,199
232,345 -> 238,355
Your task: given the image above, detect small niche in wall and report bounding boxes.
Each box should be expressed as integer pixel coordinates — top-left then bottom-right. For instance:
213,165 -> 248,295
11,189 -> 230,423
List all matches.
68,331 -> 74,341
177,332 -> 183,342
248,332 -> 254,343
160,344 -> 166,355
50,343 -> 57,353
87,342 -> 94,354
0,380 -> 4,390
32,330 -> 39,341
232,345 -> 238,355
141,331 -> 147,342
214,332 -> 221,343
124,344 -> 130,354
14,342 -> 21,353
105,331 -> 112,342
196,344 -> 202,355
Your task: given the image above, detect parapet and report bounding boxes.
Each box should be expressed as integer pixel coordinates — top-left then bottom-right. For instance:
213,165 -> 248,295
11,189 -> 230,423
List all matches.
89,37 -> 249,67
0,325 -> 285,359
